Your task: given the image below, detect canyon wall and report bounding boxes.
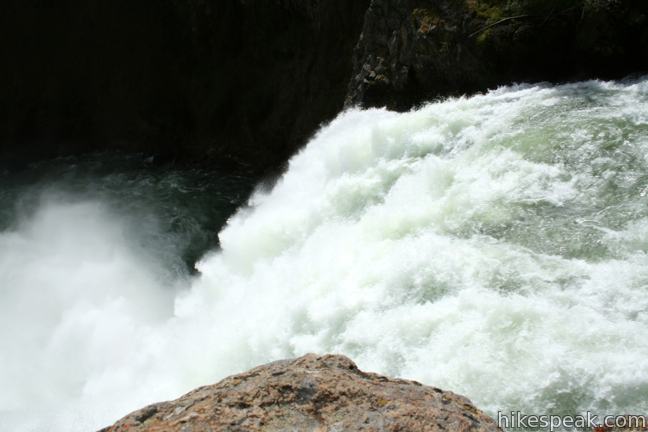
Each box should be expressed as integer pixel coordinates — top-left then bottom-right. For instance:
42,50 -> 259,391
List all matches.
2,0 -> 647,173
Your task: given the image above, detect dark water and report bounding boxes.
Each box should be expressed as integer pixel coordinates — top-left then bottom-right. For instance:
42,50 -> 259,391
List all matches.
0,153 -> 256,273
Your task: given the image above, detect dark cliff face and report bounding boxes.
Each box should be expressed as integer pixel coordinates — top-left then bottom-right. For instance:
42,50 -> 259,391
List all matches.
172,0 -> 371,173
1,1 -> 191,167
347,0 -> 648,109
2,0 -> 648,174
1,0 -> 369,173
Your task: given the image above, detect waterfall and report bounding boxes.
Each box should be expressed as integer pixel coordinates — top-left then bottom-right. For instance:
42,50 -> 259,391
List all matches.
2,79 -> 648,431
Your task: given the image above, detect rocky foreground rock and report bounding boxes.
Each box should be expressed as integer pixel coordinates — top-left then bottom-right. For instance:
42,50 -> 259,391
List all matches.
100,354 -> 500,432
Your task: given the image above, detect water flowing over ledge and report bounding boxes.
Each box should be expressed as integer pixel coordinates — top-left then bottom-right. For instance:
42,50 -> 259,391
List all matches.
2,78 -> 648,430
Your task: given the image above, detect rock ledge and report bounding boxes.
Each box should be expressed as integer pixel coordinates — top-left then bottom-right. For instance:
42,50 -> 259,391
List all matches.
100,354 -> 500,432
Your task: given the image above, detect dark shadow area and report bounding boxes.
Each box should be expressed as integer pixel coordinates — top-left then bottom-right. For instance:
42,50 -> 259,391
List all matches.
0,0 -> 370,176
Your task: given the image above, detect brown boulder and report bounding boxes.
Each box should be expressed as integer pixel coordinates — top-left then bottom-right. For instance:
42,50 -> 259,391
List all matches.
100,354 -> 500,432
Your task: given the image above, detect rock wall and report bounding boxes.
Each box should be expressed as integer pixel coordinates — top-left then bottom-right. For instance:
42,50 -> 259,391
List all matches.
347,0 -> 648,109
2,0 -> 647,173
100,354 -> 501,432
1,0 -> 369,173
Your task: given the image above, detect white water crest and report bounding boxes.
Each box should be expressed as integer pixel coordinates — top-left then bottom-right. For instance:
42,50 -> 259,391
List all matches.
2,78 -> 648,430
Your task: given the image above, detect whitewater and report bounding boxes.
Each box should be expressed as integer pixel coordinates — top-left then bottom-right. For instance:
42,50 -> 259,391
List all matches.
2,78 -> 648,431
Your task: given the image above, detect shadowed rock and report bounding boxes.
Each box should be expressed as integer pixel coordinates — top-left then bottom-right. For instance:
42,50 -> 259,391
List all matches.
347,0 -> 648,110
4,1 -> 646,174
100,354 -> 501,432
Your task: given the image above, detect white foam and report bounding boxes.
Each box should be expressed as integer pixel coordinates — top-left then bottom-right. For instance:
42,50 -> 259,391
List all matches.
2,79 -> 648,431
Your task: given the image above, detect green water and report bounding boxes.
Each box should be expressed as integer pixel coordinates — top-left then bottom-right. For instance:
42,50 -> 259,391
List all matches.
0,153 -> 256,272
3,79 -> 648,431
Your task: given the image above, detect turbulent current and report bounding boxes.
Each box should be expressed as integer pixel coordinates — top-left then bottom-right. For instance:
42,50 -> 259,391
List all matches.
3,79 -> 648,431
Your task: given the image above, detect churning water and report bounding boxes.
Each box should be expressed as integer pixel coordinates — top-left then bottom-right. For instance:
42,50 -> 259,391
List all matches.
2,79 -> 648,431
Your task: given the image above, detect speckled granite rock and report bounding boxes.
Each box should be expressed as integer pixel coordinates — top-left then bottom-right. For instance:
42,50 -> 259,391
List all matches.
100,354 -> 501,432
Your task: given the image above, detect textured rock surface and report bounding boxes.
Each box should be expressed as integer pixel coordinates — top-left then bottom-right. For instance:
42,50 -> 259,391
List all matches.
100,354 -> 501,432
347,0 -> 648,109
